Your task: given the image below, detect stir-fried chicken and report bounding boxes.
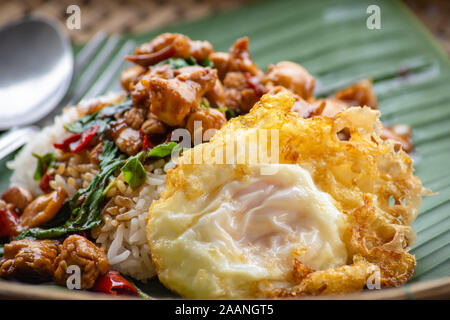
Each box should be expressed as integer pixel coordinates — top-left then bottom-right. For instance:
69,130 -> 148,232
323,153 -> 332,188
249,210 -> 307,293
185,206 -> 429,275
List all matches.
1,186 -> 33,212
186,108 -> 227,142
0,239 -> 60,282
126,33 -> 213,67
333,79 -> 378,109
18,188 -> 68,231
54,235 -> 109,290
145,67 -> 218,126
263,61 -> 315,100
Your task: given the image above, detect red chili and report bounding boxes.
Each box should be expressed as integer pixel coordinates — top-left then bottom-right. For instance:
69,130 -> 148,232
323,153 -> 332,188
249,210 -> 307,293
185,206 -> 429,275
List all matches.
54,125 -> 99,153
141,135 -> 152,151
39,173 -> 54,193
53,133 -> 81,151
93,270 -> 138,296
0,207 -> 19,238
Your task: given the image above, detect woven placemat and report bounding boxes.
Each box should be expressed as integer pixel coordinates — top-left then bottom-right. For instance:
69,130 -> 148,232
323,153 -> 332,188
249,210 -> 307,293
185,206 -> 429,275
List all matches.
0,0 -> 256,44
0,0 -> 448,53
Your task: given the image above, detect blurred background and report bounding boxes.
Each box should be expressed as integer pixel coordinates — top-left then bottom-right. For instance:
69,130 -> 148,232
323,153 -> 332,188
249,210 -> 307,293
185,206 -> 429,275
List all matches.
0,0 -> 449,53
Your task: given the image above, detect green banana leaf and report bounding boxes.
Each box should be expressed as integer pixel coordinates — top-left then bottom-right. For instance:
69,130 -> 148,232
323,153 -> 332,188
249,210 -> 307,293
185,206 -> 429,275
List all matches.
1,0 -> 449,297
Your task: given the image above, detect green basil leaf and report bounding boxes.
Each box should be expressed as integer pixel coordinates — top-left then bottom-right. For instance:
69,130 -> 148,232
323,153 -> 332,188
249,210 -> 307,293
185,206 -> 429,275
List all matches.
16,141 -> 125,240
147,142 -> 178,159
64,98 -> 133,134
121,152 -> 147,190
32,153 -> 55,181
201,58 -> 214,68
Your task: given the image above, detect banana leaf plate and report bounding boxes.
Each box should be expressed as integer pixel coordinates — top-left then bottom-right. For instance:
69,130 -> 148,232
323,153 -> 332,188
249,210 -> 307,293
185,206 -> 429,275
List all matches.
0,0 -> 449,299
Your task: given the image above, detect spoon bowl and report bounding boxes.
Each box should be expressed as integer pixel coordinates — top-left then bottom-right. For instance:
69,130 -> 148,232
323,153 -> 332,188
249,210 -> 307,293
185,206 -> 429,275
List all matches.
0,16 -> 73,130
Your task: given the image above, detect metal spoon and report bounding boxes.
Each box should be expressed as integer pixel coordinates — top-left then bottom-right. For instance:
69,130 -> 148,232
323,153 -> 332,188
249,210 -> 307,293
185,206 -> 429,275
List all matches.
0,16 -> 74,158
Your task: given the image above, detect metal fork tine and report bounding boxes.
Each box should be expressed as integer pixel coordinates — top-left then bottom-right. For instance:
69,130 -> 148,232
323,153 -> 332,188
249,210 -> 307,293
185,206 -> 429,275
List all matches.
67,35 -> 121,106
36,32 -> 112,127
74,31 -> 108,75
82,40 -> 136,100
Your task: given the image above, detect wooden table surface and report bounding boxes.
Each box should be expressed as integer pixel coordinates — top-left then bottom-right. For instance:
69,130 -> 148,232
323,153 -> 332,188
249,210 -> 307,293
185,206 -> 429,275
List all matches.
0,0 -> 449,53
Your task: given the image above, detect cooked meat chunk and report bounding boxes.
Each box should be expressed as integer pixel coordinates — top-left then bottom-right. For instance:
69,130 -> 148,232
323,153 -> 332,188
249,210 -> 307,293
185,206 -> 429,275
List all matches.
223,71 -> 262,112
311,98 -> 349,118
228,37 -> 263,77
209,52 -> 230,81
205,79 -> 226,108
120,65 -> 147,91
381,124 -> 413,153
1,186 -> 33,212
263,61 -> 315,100
333,79 -> 378,108
89,143 -> 103,166
114,126 -> 143,156
126,33 -> 213,67
211,38 -> 264,112
53,235 -> 109,290
124,107 -> 147,130
130,65 -> 175,109
0,239 -> 60,282
186,108 -> 227,142
141,113 -> 167,135
145,67 -> 218,126
19,188 -> 67,231
146,78 -> 197,126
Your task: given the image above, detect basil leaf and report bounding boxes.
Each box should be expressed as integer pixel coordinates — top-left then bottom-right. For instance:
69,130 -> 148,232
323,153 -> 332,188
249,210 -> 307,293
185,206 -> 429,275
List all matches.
0,244 -> 4,257
225,107 -> 243,120
64,98 -> 133,134
64,112 -> 98,133
32,153 -> 55,181
201,58 -> 214,68
16,141 -> 125,240
156,56 -> 201,69
147,142 -> 178,159
121,152 -> 147,190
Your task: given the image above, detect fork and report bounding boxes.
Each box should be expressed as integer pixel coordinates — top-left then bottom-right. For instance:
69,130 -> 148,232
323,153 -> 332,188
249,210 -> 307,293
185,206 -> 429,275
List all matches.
0,32 -> 136,161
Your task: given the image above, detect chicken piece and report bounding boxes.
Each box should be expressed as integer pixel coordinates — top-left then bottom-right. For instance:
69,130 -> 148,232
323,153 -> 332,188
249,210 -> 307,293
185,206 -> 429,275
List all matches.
381,124 -> 413,153
54,235 -> 109,290
130,64 -> 175,109
120,65 -> 147,92
89,143 -> 103,166
263,61 -> 315,100
0,239 -> 60,282
186,108 -> 227,143
141,112 -> 167,135
1,186 -> 33,212
113,124 -> 143,156
333,79 -> 378,109
126,33 -> 213,67
209,52 -> 230,81
205,79 -> 226,109
228,37 -> 263,77
214,38 -> 264,112
311,98 -> 349,118
18,188 -> 67,231
145,67 -> 218,126
124,107 -> 147,130
209,37 -> 263,79
222,71 -> 262,112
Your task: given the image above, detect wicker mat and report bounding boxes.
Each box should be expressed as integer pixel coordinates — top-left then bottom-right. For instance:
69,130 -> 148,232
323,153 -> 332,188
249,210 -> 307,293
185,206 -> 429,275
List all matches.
0,0 -> 448,53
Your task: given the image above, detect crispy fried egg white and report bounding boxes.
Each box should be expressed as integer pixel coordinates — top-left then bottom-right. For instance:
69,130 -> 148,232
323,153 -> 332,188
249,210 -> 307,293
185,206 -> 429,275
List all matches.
147,93 -> 427,298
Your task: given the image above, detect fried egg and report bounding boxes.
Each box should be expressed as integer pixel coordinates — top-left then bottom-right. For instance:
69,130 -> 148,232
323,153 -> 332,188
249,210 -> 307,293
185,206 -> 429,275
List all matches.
147,92 -> 427,298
